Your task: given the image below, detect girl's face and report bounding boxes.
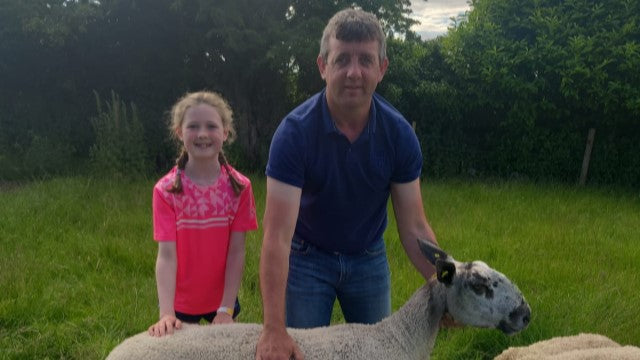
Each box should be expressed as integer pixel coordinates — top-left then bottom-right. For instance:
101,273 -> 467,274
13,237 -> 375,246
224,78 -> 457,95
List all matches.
178,103 -> 228,162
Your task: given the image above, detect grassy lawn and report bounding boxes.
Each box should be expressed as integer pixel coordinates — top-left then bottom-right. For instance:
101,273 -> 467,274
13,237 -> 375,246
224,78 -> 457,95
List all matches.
0,177 -> 638,359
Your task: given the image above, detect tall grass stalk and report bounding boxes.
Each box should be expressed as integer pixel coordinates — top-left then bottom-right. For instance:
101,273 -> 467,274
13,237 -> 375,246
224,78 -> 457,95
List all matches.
1,177 -> 638,359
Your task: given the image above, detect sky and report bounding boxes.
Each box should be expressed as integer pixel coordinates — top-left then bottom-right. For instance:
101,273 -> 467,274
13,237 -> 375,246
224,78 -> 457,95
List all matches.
409,0 -> 471,40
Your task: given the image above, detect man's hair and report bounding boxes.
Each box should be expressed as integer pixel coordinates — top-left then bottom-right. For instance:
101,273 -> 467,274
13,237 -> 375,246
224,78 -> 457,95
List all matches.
319,8 -> 387,63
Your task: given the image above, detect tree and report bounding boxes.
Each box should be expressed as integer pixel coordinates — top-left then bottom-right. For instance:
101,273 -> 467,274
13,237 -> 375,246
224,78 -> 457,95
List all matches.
380,37 -> 467,177
0,0 -> 101,179
442,0 -> 640,184
1,0 -> 421,178
186,0 -> 418,169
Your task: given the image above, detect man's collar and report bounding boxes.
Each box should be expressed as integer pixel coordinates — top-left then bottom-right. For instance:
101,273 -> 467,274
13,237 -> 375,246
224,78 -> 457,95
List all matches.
320,89 -> 378,136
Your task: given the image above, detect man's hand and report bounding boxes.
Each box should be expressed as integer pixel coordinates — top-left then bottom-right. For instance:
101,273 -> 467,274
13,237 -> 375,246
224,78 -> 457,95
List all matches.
440,312 -> 464,329
148,314 -> 182,337
255,327 -> 305,360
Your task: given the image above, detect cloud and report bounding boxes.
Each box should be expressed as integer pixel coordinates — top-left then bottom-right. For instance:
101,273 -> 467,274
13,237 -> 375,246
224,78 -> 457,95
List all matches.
409,0 -> 471,39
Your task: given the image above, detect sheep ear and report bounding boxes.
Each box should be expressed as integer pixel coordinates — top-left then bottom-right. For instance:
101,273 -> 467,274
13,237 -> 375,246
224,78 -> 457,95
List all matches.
417,238 -> 449,265
436,259 -> 456,285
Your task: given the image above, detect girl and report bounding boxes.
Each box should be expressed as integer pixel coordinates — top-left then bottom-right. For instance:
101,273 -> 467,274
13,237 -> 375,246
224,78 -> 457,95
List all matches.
148,91 -> 258,337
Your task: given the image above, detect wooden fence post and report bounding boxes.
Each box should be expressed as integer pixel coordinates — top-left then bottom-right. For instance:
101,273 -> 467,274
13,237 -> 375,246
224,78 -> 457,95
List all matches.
579,128 -> 596,186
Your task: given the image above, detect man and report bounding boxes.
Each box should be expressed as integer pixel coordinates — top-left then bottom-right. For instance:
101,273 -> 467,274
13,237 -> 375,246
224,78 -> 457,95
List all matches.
255,8 -> 439,360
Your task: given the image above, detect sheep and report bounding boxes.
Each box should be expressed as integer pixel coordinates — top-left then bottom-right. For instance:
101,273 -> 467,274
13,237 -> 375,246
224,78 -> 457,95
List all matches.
107,239 -> 531,360
494,333 -> 640,360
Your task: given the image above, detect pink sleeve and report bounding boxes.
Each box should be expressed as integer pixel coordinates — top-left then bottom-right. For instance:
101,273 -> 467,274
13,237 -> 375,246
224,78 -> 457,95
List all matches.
152,186 -> 177,241
231,182 -> 258,232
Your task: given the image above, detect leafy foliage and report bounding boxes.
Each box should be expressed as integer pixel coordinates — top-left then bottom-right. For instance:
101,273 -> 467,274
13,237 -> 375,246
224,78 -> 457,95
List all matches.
90,91 -> 150,178
0,0 -> 637,186
441,0 -> 640,185
380,37 -> 468,177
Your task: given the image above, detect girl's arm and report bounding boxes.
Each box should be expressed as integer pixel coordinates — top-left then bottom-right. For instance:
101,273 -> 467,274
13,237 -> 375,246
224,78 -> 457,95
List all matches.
148,241 -> 182,336
213,231 -> 246,324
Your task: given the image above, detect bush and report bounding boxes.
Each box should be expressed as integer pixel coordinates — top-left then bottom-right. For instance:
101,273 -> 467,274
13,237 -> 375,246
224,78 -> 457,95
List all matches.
0,130 -> 77,181
89,91 -> 151,179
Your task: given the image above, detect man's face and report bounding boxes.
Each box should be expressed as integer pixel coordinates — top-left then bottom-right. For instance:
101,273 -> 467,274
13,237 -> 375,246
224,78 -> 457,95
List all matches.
318,36 -> 388,113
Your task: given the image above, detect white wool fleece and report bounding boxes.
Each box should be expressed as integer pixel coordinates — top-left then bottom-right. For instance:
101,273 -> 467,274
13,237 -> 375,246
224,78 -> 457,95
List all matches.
495,333 -> 640,360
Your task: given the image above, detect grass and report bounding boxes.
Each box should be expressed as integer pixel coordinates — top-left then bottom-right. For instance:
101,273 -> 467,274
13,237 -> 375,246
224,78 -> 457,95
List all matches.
0,177 -> 638,359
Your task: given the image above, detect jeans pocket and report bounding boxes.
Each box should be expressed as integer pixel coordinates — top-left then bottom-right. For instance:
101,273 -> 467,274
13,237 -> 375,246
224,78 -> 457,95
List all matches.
290,237 -> 310,255
363,240 -> 386,256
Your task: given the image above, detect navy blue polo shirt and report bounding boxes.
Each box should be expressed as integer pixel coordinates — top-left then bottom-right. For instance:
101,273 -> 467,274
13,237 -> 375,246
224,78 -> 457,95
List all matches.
266,89 -> 422,254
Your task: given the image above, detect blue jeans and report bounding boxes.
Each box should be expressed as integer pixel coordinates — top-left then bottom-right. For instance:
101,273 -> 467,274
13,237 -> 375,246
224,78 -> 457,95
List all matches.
285,237 -> 391,328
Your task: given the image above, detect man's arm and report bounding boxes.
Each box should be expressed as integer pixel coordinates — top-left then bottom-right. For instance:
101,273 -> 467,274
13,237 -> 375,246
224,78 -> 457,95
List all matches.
256,177 -> 305,360
390,178 -> 439,280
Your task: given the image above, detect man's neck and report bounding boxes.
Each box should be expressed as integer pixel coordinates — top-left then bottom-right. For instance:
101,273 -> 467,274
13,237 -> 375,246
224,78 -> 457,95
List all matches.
328,101 -> 371,143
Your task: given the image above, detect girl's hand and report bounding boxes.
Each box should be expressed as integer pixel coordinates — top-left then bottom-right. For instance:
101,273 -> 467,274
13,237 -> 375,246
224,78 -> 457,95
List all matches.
148,314 -> 182,337
212,312 -> 234,325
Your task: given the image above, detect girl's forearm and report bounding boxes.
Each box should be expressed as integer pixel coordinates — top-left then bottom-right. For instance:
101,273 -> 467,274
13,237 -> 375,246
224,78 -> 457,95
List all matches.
155,242 -> 178,318
220,232 -> 246,309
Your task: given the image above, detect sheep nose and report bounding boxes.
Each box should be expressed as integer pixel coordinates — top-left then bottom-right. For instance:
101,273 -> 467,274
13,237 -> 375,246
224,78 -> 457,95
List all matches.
511,301 -> 531,328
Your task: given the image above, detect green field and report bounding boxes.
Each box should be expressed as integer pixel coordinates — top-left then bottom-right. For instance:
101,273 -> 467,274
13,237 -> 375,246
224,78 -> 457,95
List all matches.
1,177 -> 638,359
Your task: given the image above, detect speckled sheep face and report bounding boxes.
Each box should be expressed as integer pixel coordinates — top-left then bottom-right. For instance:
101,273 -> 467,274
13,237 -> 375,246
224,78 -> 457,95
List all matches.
445,260 -> 530,335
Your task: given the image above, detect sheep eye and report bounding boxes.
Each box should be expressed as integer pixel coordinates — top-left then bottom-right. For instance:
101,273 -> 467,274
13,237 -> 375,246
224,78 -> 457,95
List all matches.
470,282 -> 495,299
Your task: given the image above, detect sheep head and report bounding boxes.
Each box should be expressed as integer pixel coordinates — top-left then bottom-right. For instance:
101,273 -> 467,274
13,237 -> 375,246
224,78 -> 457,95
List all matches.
417,239 -> 531,335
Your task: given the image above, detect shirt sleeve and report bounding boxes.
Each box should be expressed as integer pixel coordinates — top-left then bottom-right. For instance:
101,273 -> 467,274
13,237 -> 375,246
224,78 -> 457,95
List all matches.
265,117 -> 306,188
391,120 -> 423,183
152,185 -> 177,241
230,181 -> 258,232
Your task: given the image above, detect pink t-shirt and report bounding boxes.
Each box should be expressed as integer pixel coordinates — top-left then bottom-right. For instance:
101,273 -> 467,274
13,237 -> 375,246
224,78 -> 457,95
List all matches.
152,166 -> 258,314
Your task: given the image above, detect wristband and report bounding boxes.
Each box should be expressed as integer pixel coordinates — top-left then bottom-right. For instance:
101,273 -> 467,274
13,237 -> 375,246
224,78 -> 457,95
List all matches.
217,306 -> 234,316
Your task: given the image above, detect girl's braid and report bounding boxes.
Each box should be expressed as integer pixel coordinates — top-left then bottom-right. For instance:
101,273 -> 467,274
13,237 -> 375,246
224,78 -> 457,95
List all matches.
168,149 -> 189,194
168,149 -> 244,196
219,151 -> 245,197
